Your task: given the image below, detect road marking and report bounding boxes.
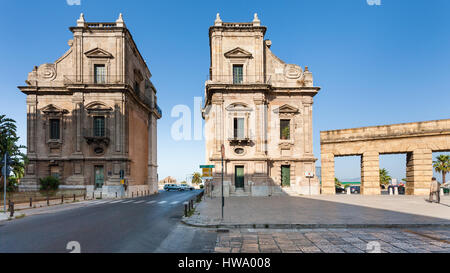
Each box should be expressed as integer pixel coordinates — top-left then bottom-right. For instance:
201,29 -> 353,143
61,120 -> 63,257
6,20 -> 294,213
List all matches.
110,200 -> 125,204
158,201 -> 167,204
147,201 -> 157,204
170,201 -> 179,205
133,200 -> 146,204
122,200 -> 134,203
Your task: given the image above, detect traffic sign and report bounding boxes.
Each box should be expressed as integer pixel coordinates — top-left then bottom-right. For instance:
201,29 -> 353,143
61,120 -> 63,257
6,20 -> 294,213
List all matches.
199,165 -> 214,169
202,168 -> 213,178
305,171 -> 314,178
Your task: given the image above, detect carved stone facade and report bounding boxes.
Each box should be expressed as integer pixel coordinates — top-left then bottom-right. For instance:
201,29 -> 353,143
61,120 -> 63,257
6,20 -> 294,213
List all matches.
320,119 -> 450,195
18,14 -> 161,197
203,14 -> 320,196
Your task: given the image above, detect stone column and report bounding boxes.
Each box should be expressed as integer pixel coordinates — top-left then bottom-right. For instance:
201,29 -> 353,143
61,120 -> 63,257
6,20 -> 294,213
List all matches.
321,153 -> 335,194
406,149 -> 432,195
147,113 -> 158,193
303,97 -> 313,156
360,151 -> 381,195
72,92 -> 83,154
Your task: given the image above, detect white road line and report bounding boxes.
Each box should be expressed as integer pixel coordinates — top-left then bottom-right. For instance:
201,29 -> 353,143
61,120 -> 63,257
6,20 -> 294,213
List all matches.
122,200 -> 134,203
158,201 -> 167,204
170,201 -> 179,205
147,200 -> 157,204
133,200 -> 145,204
110,200 -> 125,204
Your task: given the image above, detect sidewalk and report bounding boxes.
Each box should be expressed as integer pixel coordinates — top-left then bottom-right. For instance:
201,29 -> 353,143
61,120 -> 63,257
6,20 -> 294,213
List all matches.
183,195 -> 450,229
0,197 -> 117,221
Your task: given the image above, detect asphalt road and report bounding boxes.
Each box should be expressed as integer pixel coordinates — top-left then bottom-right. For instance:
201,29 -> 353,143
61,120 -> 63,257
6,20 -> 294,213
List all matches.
0,190 -> 217,253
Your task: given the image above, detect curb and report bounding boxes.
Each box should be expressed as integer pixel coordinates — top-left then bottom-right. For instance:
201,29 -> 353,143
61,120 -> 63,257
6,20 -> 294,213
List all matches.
181,219 -> 450,229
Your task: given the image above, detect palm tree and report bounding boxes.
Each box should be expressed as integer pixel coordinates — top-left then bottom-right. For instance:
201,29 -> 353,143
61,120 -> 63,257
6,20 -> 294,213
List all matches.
334,177 -> 342,188
0,115 -> 27,192
379,168 -> 391,187
433,154 -> 449,185
192,172 -> 202,185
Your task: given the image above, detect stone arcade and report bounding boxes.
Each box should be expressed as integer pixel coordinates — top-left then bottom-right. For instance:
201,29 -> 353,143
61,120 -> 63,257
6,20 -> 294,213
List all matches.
18,14 -> 161,197
202,14 -> 320,196
321,119 -> 450,195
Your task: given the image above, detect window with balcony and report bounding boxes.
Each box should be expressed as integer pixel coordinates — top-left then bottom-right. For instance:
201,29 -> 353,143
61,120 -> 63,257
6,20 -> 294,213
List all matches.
49,119 -> 60,140
233,65 -> 243,84
94,64 -> 106,84
233,117 -> 245,139
280,119 -> 290,140
93,116 -> 105,137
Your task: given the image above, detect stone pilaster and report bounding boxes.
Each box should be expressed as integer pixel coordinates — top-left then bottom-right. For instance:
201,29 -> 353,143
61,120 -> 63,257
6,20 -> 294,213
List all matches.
406,149 -> 432,195
360,151 -> 380,195
321,153 -> 335,194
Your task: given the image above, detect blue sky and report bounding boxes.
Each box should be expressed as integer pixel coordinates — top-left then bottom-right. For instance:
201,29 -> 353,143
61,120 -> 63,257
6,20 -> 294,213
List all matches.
0,0 -> 449,182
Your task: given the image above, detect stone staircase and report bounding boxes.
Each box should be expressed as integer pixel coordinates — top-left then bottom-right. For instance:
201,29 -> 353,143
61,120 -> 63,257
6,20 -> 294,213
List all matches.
230,188 -> 249,197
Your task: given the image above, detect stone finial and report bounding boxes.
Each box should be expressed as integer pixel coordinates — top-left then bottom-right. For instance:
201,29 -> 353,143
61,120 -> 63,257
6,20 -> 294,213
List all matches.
304,66 -> 309,72
116,13 -> 125,27
77,13 -> 85,27
214,13 -> 222,26
253,13 -> 260,26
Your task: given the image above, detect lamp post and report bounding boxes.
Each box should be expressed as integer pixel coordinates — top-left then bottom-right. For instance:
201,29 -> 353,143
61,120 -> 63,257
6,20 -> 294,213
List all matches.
221,144 -> 225,219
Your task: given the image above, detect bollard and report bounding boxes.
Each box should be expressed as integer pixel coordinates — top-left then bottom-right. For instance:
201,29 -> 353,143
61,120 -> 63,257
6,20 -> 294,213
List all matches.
61,195 -> 64,204
346,187 -> 351,195
30,197 -> 32,208
92,192 -> 95,199
394,187 -> 399,195
184,204 -> 188,217
389,187 -> 393,195
440,188 -> 444,196
73,194 -> 76,202
9,202 -> 14,218
47,196 -> 49,206
132,192 -> 134,198
115,192 -> 117,198
84,192 -> 86,200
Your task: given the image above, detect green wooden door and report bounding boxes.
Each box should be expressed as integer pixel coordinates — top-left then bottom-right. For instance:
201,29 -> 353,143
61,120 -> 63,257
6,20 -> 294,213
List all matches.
281,165 -> 290,187
235,166 -> 244,188
94,166 -> 104,189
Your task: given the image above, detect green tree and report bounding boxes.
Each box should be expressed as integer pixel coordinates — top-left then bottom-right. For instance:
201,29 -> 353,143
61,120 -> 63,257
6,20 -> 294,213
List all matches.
0,115 -> 27,192
433,154 -> 449,185
379,168 -> 391,187
334,177 -> 342,188
192,172 -> 202,185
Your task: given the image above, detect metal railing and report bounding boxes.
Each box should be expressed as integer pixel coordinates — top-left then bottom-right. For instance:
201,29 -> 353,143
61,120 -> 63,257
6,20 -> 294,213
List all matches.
83,128 -> 110,139
207,75 -> 271,85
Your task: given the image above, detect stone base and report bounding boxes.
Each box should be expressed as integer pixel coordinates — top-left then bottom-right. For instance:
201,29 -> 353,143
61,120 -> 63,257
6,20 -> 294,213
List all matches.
18,175 -> 39,192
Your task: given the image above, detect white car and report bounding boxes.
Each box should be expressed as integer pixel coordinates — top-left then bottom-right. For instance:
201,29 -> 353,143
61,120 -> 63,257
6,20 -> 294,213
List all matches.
179,184 -> 194,191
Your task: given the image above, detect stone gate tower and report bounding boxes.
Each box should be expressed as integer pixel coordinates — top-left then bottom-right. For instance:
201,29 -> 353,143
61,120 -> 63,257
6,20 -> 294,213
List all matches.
202,14 -> 321,196
18,14 -> 161,197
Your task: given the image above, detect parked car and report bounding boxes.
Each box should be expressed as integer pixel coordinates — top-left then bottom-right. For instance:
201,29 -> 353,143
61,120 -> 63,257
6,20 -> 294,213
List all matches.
164,184 -> 180,191
179,184 -> 194,191
335,186 -> 346,193
350,186 -> 360,194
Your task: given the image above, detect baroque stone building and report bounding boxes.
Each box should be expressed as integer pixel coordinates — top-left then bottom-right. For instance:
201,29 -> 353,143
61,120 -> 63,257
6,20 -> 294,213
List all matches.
18,14 -> 161,196
203,14 -> 320,196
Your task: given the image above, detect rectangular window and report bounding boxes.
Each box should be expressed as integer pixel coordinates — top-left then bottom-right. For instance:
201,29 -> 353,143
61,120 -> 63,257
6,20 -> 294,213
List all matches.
280,119 -> 290,140
94,64 -> 106,84
50,166 -> 60,180
233,65 -> 243,84
93,116 -> 105,137
234,118 -> 245,139
49,119 -> 60,140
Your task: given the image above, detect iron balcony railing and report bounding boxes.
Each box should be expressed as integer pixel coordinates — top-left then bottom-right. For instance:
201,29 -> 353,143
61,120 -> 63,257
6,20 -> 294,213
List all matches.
83,128 -> 110,139
207,75 -> 271,85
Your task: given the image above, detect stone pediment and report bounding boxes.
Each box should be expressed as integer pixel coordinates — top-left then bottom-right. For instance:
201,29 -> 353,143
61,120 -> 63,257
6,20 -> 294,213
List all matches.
41,104 -> 69,115
226,103 -> 253,112
84,47 -> 114,58
85,101 -> 113,112
277,104 -> 299,114
224,47 -> 253,59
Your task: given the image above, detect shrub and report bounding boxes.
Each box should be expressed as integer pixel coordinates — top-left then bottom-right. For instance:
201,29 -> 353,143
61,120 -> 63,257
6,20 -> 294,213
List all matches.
199,184 -> 204,189
39,176 -> 60,192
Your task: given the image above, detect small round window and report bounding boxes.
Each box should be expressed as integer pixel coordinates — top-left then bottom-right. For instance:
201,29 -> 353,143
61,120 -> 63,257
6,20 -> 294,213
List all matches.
234,148 -> 244,155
